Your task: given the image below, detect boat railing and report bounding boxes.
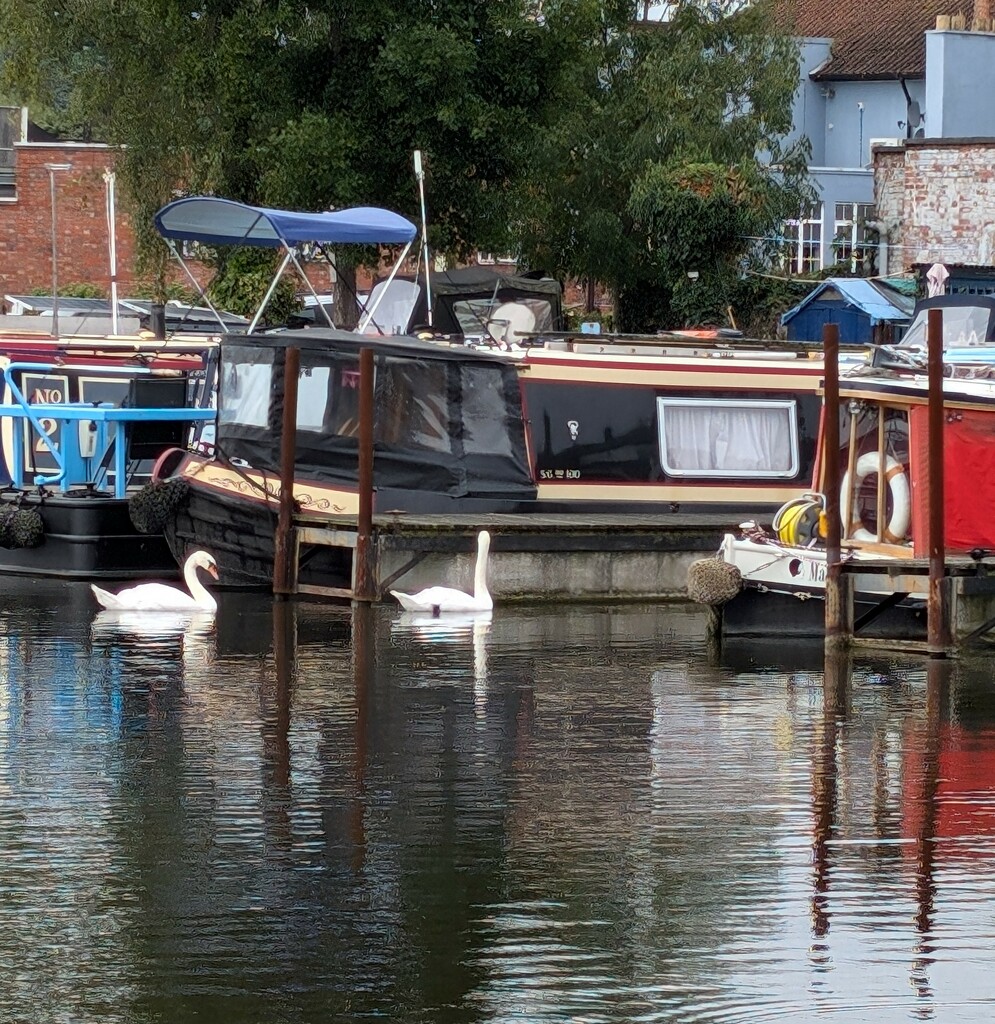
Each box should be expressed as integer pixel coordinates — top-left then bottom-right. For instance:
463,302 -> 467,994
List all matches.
1,362 -> 215,498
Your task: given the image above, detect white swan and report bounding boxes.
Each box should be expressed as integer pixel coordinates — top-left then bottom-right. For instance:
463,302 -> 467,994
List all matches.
90,550 -> 219,612
390,530 -> 493,613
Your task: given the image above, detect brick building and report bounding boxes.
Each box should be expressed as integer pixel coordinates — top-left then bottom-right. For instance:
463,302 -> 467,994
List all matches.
0,127 -> 141,302
874,139 -> 995,280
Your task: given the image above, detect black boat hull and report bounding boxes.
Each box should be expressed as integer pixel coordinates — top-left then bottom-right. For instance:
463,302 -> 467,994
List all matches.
720,582 -> 929,642
0,491 -> 177,580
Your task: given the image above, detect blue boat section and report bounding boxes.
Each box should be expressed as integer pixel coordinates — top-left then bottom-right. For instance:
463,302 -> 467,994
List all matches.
1,362 -> 215,499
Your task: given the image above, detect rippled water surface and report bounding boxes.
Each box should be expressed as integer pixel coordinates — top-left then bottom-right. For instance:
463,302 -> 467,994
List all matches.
4,582 -> 995,1023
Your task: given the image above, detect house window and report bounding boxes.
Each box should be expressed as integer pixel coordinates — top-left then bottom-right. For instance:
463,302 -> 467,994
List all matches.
782,205 -> 824,275
832,203 -> 876,271
656,397 -> 800,478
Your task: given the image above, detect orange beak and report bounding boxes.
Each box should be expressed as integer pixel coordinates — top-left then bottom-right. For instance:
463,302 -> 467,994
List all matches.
207,562 -> 220,580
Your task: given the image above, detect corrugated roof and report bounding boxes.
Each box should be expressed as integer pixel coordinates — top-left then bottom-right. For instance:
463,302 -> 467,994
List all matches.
778,0 -> 974,79
781,277 -> 915,326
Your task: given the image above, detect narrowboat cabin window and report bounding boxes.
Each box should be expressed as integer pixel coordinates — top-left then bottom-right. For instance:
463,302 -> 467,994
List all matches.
461,365 -> 516,458
296,366 -> 331,432
375,359 -> 449,453
452,297 -> 555,338
657,398 -> 799,478
219,360 -> 271,428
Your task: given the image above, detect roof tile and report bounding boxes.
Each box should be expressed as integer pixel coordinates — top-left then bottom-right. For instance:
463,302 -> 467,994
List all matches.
779,0 -> 975,79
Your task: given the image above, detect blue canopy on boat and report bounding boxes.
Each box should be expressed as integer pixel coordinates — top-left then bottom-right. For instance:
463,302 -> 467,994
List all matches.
154,196 -> 417,247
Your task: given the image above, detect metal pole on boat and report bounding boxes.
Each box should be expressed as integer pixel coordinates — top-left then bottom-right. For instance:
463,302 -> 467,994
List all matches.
103,169 -> 119,334
927,307 -> 950,655
273,346 -> 301,597
44,162 -> 72,339
354,347 -> 376,602
823,323 -> 848,642
413,150 -> 433,327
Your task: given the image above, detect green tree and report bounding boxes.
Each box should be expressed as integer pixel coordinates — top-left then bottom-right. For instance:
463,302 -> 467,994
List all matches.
0,1 -> 806,328
0,1 -> 570,305
514,0 -> 809,331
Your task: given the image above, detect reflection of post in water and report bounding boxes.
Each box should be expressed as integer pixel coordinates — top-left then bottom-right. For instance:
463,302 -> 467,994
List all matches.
910,657 -> 950,1010
351,602 -> 374,871
811,646 -> 851,949
260,600 -> 297,849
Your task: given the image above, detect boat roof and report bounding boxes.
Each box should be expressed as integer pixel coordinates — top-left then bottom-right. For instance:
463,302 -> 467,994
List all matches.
154,197 -> 417,247
840,369 -> 995,406
226,327 -> 518,365
427,266 -> 562,298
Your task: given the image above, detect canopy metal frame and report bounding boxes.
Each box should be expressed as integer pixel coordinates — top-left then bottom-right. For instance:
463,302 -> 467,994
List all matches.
155,197 -> 417,335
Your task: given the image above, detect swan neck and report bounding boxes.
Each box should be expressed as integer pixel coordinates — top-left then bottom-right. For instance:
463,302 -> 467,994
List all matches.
473,540 -> 490,599
184,558 -> 217,610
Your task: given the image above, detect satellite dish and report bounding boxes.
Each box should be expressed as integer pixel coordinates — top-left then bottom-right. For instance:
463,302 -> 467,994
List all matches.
486,301 -> 536,346
907,100 -> 922,128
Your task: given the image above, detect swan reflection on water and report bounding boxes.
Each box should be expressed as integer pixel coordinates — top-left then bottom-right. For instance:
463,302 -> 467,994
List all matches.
391,610 -> 492,710
90,608 -> 217,641
90,609 -> 218,669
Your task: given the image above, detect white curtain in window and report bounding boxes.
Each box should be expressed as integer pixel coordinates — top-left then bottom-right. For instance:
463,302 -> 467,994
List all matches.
659,400 -> 797,477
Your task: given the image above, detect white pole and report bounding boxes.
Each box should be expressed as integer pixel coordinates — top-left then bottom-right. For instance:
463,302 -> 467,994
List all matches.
44,162 -> 71,338
413,149 -> 433,327
103,169 -> 119,334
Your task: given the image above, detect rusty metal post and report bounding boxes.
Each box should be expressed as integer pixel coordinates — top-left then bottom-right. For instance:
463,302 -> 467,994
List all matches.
353,347 -> 376,602
273,345 -> 300,597
927,308 -> 950,655
823,323 -> 848,642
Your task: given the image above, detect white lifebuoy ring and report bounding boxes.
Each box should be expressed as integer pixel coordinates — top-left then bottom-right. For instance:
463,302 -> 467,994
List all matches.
841,451 -> 910,543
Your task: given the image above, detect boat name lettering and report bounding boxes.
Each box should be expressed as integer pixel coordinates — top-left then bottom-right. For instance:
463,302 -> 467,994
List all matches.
539,469 -> 581,480
31,387 -> 64,404
804,559 -> 827,583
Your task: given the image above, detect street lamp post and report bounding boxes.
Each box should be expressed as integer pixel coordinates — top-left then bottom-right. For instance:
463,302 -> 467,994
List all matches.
44,162 -> 72,338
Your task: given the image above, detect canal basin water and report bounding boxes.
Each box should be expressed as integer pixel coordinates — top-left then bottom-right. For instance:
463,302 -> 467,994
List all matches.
2,584 -> 995,1022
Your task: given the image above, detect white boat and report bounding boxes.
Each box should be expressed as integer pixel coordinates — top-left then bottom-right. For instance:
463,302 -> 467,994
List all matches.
712,359 -> 995,641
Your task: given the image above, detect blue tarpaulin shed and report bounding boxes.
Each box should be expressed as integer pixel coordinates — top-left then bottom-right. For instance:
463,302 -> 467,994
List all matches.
781,278 -> 915,344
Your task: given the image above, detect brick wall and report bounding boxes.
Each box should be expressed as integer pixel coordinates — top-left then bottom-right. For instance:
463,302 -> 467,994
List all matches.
873,139 -> 995,273
0,141 -> 589,318
0,142 -> 143,300
872,148 -> 907,276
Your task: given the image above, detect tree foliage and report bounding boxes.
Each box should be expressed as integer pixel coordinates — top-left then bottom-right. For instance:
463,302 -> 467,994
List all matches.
515,0 -> 810,330
0,1 -> 808,328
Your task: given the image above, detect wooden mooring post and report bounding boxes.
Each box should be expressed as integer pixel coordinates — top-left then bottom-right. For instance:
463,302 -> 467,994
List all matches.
353,347 -> 376,602
273,345 -> 301,598
927,308 -> 951,655
823,323 -> 852,644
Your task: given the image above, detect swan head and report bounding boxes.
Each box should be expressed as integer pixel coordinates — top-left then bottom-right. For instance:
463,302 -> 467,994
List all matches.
477,530 -> 491,552
187,549 -> 220,580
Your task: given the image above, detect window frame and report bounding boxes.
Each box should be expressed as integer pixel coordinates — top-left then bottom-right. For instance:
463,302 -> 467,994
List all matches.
832,201 -> 876,272
782,204 -> 824,275
656,396 -> 801,479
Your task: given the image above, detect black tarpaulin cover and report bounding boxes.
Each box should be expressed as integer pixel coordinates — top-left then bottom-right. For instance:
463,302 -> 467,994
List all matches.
216,329 -> 535,499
